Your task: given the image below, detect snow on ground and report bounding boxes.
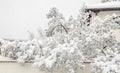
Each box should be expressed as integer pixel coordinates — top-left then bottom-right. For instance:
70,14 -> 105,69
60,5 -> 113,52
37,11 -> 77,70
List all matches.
86,1 -> 120,9
0,55 -> 14,61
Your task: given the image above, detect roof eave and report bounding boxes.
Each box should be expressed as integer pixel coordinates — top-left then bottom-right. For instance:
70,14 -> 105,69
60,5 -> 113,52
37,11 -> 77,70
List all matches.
86,7 -> 120,12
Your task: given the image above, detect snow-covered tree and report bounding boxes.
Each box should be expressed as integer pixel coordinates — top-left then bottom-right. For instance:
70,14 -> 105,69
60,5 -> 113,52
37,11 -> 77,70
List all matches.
46,7 -> 68,36
91,14 -> 120,73
77,4 -> 91,27
33,38 -> 85,73
1,6 -> 120,73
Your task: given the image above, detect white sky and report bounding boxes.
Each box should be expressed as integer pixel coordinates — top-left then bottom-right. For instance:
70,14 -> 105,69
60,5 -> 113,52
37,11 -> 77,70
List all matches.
0,0 -> 100,40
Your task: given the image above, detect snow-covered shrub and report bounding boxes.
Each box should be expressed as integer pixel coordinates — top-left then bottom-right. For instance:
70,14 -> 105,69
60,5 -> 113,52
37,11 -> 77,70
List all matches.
1,6 -> 120,73
17,39 -> 43,63
0,40 -> 19,59
33,38 -> 85,73
65,13 -> 120,73
91,14 -> 120,73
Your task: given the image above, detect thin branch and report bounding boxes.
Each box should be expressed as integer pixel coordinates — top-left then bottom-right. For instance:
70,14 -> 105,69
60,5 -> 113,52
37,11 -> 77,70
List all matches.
50,23 -> 68,36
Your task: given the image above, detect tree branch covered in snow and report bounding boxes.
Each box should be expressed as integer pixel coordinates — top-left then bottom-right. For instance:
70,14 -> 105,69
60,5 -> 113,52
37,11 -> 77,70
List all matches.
0,7 -> 120,73
46,7 -> 68,36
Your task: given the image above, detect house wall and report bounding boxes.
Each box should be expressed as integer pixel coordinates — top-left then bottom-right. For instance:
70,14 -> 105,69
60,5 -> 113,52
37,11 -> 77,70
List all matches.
0,63 -> 91,73
91,11 -> 120,24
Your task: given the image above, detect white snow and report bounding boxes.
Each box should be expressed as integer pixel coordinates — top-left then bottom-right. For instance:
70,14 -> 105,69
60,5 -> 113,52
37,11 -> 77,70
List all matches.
0,55 -> 14,61
86,1 -> 120,9
0,5 -> 120,73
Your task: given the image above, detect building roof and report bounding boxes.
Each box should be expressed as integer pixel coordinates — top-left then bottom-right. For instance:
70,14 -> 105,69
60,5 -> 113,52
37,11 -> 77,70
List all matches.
86,1 -> 120,12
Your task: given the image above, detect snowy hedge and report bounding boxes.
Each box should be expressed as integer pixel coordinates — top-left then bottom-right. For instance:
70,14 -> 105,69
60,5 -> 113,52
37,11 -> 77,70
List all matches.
0,7 -> 120,73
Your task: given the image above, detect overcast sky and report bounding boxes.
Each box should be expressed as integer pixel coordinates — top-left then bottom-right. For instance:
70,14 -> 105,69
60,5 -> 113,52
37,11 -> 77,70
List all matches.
0,0 -> 100,40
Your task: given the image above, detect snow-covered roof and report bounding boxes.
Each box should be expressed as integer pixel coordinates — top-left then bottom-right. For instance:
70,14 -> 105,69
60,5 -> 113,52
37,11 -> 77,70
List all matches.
86,1 -> 120,11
